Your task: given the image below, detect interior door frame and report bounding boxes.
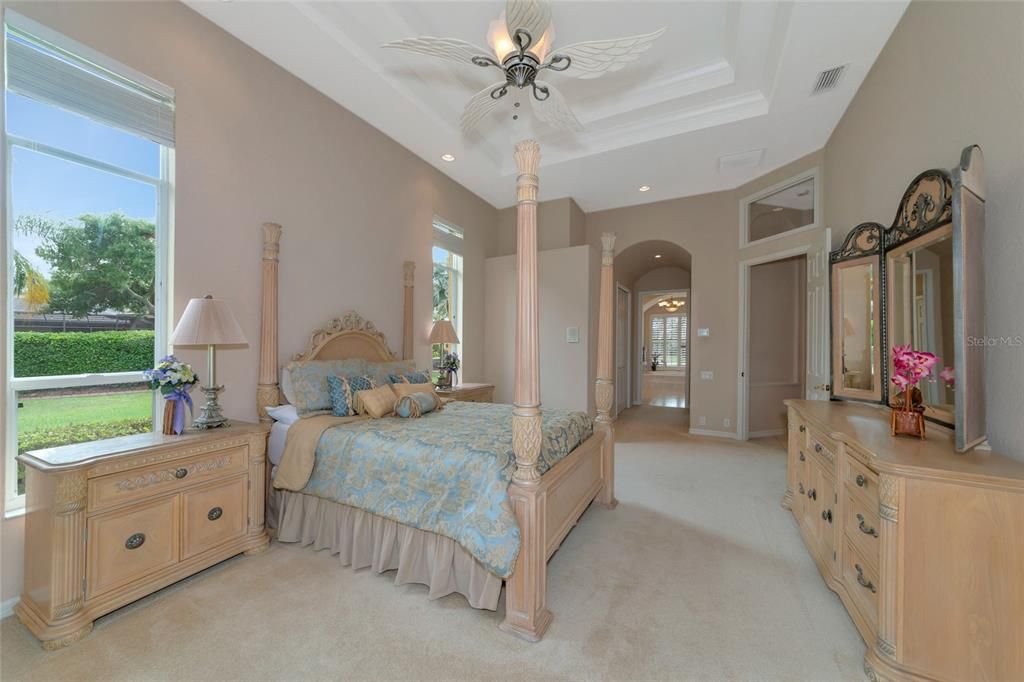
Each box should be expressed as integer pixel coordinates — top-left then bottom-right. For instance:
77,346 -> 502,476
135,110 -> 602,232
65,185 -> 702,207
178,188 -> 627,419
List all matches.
737,244 -> 814,441
615,283 -> 631,415
635,287 -> 690,406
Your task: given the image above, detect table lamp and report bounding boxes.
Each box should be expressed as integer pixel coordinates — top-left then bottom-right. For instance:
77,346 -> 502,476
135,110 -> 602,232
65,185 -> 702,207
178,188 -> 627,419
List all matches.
169,295 -> 248,429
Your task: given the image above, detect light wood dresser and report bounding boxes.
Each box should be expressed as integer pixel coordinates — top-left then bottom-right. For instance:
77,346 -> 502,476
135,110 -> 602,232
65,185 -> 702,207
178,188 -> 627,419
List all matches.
783,400 -> 1023,681
16,422 -> 270,650
437,382 -> 495,403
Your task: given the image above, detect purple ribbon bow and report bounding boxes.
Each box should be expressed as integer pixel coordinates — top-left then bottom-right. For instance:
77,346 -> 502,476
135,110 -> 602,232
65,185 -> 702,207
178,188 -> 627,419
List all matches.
167,387 -> 194,435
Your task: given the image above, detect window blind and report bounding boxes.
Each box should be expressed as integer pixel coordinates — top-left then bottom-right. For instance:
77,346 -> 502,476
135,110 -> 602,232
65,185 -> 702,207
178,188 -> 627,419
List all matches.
650,313 -> 688,368
433,219 -> 464,255
5,23 -> 175,148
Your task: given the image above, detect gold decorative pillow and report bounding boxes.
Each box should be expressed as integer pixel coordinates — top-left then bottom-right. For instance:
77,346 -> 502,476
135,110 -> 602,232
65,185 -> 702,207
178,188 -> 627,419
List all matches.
391,382 -> 438,400
355,385 -> 397,418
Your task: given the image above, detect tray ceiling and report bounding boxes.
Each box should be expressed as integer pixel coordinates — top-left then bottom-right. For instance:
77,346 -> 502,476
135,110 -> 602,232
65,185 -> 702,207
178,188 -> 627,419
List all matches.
188,1 -> 908,211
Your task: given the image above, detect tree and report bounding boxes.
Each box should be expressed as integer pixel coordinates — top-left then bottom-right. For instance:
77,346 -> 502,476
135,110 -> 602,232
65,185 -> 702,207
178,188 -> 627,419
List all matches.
17,213 -> 155,319
432,262 -> 450,321
13,251 -> 49,309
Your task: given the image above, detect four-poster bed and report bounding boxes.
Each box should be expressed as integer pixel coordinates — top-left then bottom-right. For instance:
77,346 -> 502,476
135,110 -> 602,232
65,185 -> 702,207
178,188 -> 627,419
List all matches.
255,140 -> 617,641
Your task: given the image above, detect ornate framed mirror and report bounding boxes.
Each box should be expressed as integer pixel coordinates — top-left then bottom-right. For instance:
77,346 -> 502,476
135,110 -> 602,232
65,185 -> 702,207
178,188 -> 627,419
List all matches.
830,223 -> 883,402
828,145 -> 986,452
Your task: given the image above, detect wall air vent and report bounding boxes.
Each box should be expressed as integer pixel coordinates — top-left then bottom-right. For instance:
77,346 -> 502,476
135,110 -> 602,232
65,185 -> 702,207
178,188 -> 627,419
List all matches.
811,65 -> 847,95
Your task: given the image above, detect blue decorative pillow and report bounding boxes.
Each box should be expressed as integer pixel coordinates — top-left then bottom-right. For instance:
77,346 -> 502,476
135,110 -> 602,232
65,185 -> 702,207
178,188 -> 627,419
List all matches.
394,391 -> 442,418
365,360 -> 416,386
387,370 -> 432,385
326,375 -> 376,417
283,359 -> 370,416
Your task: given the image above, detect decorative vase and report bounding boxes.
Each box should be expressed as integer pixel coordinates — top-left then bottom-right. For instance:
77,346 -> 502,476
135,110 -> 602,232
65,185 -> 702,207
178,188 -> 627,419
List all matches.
162,400 -> 176,435
436,372 -> 452,389
890,387 -> 926,439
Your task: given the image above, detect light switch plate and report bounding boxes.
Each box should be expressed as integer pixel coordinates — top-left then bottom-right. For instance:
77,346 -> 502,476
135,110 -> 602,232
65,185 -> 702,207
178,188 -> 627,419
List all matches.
697,328 -> 710,337
700,371 -> 714,380
566,327 -> 579,343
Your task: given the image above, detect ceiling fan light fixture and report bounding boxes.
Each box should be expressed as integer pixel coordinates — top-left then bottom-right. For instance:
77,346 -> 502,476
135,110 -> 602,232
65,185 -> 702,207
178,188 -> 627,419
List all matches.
487,16 -> 517,62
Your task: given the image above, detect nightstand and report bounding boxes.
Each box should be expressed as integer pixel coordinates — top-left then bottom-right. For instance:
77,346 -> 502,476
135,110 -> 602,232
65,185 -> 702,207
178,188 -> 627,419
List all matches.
436,382 -> 495,403
15,422 -> 270,649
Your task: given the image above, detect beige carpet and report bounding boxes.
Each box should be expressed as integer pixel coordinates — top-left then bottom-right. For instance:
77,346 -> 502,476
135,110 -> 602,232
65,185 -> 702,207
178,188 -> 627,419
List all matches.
1,406 -> 864,681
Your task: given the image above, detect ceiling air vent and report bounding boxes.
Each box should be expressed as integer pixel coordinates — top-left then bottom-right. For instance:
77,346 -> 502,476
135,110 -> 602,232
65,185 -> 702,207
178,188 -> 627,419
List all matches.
812,65 -> 847,95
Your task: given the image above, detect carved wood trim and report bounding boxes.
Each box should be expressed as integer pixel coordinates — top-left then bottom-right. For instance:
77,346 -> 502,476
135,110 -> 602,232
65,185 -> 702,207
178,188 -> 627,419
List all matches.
292,311 -> 397,362
258,223 -> 282,422
87,437 -> 254,477
402,260 -> 415,361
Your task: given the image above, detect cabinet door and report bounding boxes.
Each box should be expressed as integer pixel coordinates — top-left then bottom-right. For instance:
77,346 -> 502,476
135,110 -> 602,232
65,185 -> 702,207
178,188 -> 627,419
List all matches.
801,457 -> 821,547
815,466 -> 838,575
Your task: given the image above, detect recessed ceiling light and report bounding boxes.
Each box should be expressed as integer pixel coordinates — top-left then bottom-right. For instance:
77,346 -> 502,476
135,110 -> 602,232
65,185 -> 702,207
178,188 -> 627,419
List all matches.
638,185 -> 651,192
440,154 -> 456,162
772,206 -> 785,213
654,254 -> 662,259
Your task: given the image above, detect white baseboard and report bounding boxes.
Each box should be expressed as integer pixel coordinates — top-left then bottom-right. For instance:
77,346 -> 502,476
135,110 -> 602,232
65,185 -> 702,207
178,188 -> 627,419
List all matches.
688,428 -> 740,440
749,428 -> 786,438
1,596 -> 18,619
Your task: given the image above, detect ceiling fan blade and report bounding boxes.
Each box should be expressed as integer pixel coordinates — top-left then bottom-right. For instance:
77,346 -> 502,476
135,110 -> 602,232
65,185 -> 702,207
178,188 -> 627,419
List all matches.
461,81 -> 508,132
382,36 -> 493,66
530,81 -> 583,132
554,28 -> 667,80
505,0 -> 552,44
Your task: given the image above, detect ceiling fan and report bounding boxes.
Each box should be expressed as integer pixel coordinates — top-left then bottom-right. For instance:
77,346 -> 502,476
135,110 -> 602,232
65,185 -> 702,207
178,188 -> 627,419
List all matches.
382,0 -> 666,132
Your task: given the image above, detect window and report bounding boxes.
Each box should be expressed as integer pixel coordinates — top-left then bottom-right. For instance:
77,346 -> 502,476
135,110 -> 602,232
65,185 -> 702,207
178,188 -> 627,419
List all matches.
739,169 -> 820,247
5,13 -> 174,510
432,219 -> 463,373
650,313 -> 688,369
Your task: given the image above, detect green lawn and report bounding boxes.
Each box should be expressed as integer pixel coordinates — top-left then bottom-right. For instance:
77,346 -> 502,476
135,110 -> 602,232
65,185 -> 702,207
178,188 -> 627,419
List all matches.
17,391 -> 153,433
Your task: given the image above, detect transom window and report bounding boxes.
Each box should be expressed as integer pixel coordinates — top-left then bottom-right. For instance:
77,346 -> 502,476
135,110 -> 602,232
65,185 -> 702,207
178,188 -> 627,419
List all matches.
4,12 -> 174,511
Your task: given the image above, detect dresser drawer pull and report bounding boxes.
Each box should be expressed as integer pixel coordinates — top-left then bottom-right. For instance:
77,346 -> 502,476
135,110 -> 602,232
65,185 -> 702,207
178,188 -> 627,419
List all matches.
814,443 -> 823,454
822,509 -> 833,524
856,474 -> 867,488
798,483 -> 805,495
799,425 -> 806,433
855,564 -> 876,593
207,506 -> 223,521
857,513 -> 878,537
808,488 -> 817,501
799,452 -> 805,462
125,533 -> 146,550
174,467 -> 189,479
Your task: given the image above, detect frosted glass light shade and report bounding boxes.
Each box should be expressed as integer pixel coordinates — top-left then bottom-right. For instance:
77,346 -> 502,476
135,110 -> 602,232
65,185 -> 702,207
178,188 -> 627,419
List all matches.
170,295 -> 248,347
429,319 -> 460,345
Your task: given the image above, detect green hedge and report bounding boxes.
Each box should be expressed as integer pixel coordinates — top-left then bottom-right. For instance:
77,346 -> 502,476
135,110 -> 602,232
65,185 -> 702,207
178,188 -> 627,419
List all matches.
17,418 -> 153,494
14,331 -> 154,377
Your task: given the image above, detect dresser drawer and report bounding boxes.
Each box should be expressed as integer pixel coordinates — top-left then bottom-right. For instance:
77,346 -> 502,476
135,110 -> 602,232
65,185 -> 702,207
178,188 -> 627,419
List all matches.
807,429 -> 837,468
182,476 -> 248,559
844,490 -> 880,568
842,537 -> 879,633
89,445 -> 248,512
87,496 -> 180,598
845,455 -> 879,505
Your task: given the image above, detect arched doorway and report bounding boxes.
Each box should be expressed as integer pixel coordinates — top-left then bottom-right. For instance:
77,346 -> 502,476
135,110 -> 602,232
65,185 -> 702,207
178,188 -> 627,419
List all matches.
613,240 -> 693,427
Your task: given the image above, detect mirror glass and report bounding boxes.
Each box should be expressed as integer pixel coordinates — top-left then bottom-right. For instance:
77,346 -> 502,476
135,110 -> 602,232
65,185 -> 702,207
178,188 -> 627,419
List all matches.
748,177 -> 815,242
833,259 -> 879,398
887,229 -> 955,422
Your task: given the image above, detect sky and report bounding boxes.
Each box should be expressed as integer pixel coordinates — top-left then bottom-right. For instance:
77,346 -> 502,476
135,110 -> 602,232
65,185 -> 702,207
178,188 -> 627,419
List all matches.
7,91 -> 161,275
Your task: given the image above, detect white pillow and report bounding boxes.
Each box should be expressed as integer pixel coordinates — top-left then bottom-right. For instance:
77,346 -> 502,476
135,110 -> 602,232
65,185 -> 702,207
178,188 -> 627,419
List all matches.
265,404 -> 300,425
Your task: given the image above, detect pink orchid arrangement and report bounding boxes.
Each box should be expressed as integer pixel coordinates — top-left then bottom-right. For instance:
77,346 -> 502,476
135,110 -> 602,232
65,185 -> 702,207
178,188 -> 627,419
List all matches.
891,344 -> 939,392
939,365 -> 956,386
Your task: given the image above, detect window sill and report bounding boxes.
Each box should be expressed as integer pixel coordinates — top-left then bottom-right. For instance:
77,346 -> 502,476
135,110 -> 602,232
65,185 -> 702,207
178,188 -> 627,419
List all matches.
4,505 -> 26,521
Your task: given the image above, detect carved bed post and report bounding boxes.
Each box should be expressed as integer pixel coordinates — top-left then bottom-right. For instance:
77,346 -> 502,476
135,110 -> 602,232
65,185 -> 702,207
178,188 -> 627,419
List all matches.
595,232 -> 618,508
501,139 -> 552,642
402,261 -> 415,361
257,223 -> 282,422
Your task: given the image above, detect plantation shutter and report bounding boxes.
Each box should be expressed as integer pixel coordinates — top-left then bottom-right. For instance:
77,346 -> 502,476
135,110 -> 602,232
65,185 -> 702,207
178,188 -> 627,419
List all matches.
650,313 -> 687,368
679,313 -> 688,367
5,17 -> 175,147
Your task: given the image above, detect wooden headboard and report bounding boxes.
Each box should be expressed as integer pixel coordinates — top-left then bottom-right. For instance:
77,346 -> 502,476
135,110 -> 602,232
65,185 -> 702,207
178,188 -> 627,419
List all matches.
255,222 -> 415,421
292,312 -> 397,363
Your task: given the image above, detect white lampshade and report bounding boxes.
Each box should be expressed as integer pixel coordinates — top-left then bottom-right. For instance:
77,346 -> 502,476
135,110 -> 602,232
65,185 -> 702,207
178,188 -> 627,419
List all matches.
429,319 -> 460,345
170,295 -> 248,347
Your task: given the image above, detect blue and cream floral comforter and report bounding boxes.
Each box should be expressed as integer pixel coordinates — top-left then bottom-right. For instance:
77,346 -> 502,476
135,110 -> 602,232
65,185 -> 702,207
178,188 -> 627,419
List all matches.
300,401 -> 593,577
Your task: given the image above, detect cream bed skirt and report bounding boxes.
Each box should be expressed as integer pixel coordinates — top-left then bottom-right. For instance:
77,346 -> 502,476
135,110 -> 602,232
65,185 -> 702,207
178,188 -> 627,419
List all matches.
270,489 -> 504,610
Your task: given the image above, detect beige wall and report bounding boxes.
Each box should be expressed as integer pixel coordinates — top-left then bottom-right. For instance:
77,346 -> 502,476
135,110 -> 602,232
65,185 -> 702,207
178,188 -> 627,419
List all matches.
483,246 -> 592,412
823,0 -> 1024,459
586,151 -> 825,433
492,197 -> 587,257
748,257 -> 806,435
0,1 -> 498,604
